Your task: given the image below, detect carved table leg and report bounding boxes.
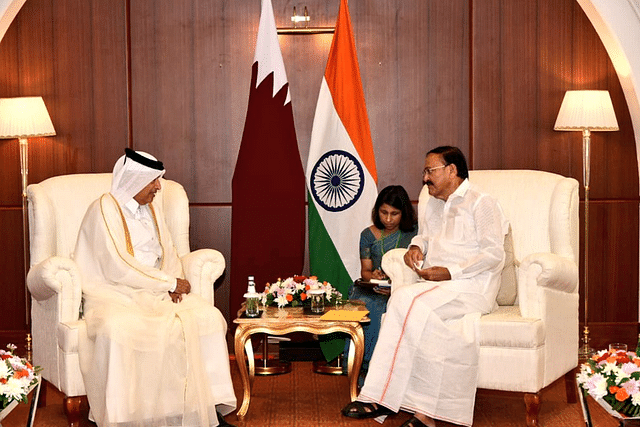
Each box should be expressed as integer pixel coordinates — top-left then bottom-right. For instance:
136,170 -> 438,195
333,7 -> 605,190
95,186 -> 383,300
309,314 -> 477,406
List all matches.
63,395 -> 88,427
345,325 -> 365,401
234,325 -> 252,420
524,392 -> 540,427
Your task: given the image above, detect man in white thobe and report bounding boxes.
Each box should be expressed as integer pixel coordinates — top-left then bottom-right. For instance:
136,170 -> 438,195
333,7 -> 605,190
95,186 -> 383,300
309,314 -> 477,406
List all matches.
342,146 -> 508,427
75,148 -> 237,427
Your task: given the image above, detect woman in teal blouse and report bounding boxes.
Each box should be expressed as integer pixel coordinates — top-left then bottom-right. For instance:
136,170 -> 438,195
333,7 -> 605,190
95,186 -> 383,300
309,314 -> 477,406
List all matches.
349,185 -> 417,381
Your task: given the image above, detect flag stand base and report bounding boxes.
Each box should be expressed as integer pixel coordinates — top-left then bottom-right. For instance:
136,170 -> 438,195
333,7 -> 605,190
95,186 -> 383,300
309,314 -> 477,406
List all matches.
313,356 -> 346,375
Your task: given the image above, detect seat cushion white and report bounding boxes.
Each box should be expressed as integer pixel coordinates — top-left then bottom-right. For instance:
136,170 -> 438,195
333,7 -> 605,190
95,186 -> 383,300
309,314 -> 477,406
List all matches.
479,306 -> 544,349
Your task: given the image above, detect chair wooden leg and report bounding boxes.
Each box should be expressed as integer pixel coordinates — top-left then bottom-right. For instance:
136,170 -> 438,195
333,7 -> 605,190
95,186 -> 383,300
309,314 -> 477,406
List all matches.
565,368 -> 578,404
524,392 -> 540,427
63,395 -> 88,427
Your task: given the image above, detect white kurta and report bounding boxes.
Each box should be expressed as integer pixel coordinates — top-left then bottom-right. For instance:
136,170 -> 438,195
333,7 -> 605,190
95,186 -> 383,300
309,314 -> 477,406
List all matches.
358,179 -> 508,426
74,193 -> 236,427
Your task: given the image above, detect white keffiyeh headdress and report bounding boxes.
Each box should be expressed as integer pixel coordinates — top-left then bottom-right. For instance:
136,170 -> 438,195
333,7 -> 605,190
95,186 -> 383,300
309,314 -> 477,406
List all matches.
110,148 -> 165,205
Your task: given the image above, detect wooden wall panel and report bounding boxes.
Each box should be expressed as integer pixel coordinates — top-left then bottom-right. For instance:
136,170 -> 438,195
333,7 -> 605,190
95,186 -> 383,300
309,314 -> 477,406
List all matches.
537,0 -> 576,178
189,206 -> 232,320
588,201 -> 639,323
0,0 -> 637,343
0,209 -> 26,330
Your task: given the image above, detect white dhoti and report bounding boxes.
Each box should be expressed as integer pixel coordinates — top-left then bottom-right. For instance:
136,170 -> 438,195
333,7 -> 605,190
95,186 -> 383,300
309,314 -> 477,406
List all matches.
358,281 -> 487,426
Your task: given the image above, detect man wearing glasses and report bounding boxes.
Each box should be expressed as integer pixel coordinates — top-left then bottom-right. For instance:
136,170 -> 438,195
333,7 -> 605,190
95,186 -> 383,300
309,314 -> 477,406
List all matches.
342,146 -> 509,427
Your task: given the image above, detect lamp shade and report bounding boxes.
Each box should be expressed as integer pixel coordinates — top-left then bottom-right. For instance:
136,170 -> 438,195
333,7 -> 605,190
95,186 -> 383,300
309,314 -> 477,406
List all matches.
554,90 -> 619,131
0,96 -> 56,139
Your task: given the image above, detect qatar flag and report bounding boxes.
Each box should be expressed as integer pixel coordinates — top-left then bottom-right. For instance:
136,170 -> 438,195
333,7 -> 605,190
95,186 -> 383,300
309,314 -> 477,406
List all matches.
230,0 -> 305,314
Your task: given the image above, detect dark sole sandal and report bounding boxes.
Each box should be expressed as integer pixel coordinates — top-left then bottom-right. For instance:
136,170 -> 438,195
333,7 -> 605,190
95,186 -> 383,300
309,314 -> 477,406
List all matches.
341,401 -> 393,419
216,411 -> 237,427
400,417 -> 428,427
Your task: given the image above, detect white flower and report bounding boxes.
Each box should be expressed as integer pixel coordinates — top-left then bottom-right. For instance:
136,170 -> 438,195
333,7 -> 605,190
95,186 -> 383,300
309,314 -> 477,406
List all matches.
622,362 -> 640,375
0,377 -> 27,401
616,368 -> 631,384
0,361 -> 10,380
275,295 -> 289,308
585,373 -> 608,400
623,378 -> 640,397
633,392 -> 640,406
601,361 -> 618,376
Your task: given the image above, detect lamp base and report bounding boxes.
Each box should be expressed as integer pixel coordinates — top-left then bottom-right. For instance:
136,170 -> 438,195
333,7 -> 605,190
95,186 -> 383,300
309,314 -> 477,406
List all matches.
578,325 -> 595,363
255,359 -> 292,375
313,356 -> 346,375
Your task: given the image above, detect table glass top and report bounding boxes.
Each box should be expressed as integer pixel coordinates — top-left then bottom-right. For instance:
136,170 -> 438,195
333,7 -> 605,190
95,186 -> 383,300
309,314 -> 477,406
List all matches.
234,300 -> 369,323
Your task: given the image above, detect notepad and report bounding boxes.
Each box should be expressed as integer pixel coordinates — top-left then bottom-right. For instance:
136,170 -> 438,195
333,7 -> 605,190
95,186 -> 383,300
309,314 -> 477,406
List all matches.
320,309 -> 369,322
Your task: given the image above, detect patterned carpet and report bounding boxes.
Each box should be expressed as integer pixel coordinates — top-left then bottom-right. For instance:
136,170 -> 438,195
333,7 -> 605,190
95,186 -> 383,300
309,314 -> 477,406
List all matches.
2,360 -> 620,427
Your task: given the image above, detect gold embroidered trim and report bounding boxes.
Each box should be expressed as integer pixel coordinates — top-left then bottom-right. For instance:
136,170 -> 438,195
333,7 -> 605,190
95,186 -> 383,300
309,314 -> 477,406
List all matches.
109,194 -> 134,256
148,203 -> 165,269
100,194 -> 170,283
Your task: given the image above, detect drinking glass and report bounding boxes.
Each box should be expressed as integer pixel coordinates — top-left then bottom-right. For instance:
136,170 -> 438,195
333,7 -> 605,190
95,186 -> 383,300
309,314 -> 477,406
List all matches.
245,296 -> 260,317
309,290 -> 324,314
609,343 -> 628,353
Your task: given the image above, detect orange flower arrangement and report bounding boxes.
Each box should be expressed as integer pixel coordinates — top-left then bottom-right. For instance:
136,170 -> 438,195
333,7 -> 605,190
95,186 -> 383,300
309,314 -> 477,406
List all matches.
0,344 -> 41,410
261,275 -> 342,308
577,347 -> 640,418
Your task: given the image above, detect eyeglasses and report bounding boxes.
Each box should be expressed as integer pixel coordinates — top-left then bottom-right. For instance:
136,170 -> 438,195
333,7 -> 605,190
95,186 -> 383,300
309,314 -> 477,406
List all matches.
422,164 -> 449,176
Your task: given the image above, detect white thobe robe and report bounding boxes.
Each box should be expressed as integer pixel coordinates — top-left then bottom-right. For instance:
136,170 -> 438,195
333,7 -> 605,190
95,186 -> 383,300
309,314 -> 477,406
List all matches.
74,193 -> 236,427
358,179 -> 508,426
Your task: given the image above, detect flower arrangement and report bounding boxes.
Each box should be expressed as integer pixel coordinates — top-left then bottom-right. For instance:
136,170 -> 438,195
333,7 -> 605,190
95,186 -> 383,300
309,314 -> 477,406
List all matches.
261,275 -> 343,308
577,347 -> 640,418
0,344 -> 40,410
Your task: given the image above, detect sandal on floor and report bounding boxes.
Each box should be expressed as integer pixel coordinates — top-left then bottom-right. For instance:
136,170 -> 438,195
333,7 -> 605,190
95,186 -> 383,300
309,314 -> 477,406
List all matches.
216,411 -> 237,427
400,416 -> 428,427
341,401 -> 393,419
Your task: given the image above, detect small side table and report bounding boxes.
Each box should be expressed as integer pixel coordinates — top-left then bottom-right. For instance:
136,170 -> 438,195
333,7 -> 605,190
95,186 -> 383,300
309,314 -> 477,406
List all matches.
233,302 -> 369,420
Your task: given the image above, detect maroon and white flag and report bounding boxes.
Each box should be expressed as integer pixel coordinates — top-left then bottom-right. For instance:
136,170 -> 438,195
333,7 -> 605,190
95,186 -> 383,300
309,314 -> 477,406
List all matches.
230,0 -> 305,314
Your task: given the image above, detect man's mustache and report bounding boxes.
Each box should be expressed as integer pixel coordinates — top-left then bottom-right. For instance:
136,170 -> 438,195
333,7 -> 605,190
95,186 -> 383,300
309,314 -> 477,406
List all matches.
424,180 -> 433,186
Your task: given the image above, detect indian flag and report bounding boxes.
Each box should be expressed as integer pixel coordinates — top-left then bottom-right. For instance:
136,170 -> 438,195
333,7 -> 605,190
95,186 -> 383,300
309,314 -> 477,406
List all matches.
306,0 -> 378,353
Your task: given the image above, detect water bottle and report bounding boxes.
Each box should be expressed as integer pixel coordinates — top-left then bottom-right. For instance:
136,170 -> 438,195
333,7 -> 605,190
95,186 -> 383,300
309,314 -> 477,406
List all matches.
244,275 -> 260,317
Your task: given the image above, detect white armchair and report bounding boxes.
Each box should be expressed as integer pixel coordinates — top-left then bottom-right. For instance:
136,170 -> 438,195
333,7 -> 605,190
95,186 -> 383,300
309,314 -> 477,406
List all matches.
26,173 -> 225,427
381,169 -> 579,427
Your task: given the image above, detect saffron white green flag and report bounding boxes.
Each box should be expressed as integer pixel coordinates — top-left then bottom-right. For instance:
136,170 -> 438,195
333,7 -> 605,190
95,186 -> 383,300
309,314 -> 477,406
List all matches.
306,0 -> 378,359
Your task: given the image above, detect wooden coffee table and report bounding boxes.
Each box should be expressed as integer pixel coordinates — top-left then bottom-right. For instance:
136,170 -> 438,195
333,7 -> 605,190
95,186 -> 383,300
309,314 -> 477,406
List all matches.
233,301 -> 369,420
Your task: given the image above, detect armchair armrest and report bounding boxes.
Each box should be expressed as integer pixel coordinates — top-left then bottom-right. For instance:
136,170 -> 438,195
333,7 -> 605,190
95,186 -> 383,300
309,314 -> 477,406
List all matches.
27,256 -> 82,322
517,252 -> 578,318
381,248 -> 420,293
181,249 -> 225,305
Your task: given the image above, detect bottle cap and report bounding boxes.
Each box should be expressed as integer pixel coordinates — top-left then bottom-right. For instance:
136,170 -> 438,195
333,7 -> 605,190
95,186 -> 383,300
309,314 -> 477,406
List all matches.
245,277 -> 258,297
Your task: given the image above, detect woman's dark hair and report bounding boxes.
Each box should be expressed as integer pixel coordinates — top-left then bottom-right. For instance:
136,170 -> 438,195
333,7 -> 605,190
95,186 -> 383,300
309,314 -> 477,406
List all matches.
426,145 -> 469,179
372,185 -> 416,232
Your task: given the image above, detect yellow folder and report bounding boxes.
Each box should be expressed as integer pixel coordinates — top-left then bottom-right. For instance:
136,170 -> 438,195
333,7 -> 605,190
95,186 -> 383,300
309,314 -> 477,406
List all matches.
320,309 -> 369,322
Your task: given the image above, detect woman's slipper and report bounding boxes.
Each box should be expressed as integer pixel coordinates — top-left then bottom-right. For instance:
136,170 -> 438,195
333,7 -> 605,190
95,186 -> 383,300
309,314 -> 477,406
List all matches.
341,401 -> 393,419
